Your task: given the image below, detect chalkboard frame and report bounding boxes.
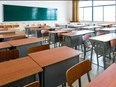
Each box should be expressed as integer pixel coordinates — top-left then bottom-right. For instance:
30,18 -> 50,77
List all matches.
3,4 -> 58,22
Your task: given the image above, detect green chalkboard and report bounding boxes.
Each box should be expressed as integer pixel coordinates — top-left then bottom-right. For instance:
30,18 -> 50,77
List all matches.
3,5 -> 57,21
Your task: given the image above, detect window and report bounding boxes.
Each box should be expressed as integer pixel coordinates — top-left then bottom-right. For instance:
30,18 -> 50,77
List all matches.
79,8 -> 84,21
79,0 -> 116,22
93,7 -> 103,21
104,6 -> 115,22
84,7 -> 92,21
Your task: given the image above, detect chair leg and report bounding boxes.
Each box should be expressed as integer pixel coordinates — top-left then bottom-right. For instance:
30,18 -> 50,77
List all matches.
96,54 -> 99,66
87,73 -> 91,82
83,45 -> 86,60
113,54 -> 116,63
109,53 -> 111,60
61,83 -> 66,87
78,78 -> 82,87
103,55 -> 106,70
90,47 -> 93,62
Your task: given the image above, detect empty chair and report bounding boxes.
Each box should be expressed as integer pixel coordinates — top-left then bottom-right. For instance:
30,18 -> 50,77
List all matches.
66,60 -> 91,87
93,41 -> 112,69
24,81 -> 40,87
110,39 -> 116,63
28,44 -> 50,54
0,49 -> 19,62
0,25 -> 4,28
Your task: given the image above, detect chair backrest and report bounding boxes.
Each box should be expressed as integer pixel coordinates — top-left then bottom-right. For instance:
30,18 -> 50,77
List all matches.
83,34 -> 91,41
28,44 -> 50,54
0,49 -> 19,62
66,60 -> 91,86
24,81 -> 40,87
110,39 -> 116,47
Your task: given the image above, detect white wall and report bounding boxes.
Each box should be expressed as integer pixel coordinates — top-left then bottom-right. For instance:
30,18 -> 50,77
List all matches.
0,1 -> 72,28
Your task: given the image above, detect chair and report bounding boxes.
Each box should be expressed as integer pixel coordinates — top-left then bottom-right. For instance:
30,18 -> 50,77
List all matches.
93,41 -> 112,69
110,39 -> 116,63
66,60 -> 91,87
0,25 -> 4,28
41,29 -> 50,43
82,34 -> 92,60
0,49 -> 19,62
28,44 -> 50,54
24,81 -> 40,87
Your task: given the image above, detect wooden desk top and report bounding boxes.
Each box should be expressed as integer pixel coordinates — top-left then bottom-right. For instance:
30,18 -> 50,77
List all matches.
31,27 -> 51,31
0,33 -> 26,39
0,28 -> 8,31
8,37 -> 43,47
82,26 -> 101,29
25,26 -> 40,28
100,28 -> 116,31
90,33 -> 116,42
49,30 -> 67,33
99,23 -> 112,26
86,63 -> 116,87
29,46 -> 82,67
0,30 -> 15,34
0,42 -> 11,49
0,57 -> 43,86
51,26 -> 62,29
62,30 -> 94,37
112,25 -> 116,27
68,24 -> 86,27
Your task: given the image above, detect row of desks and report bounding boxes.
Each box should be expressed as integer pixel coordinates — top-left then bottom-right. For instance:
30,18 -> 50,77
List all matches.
0,37 -> 43,57
0,46 -> 82,87
1,46 -> 116,87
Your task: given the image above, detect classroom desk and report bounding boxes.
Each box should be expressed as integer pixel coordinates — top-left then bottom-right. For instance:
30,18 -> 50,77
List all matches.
0,42 -> 11,50
0,33 -> 26,41
86,63 -> 116,87
112,25 -> 116,27
8,37 -> 43,57
62,30 -> 94,48
60,28 -> 75,32
0,28 -> 8,31
98,23 -> 112,27
99,28 -> 116,33
25,26 -> 40,37
31,27 -> 51,37
89,33 -> 116,69
0,57 -> 43,87
82,26 -> 101,35
0,30 -> 15,34
67,24 -> 86,28
49,30 -> 68,47
29,46 -> 82,87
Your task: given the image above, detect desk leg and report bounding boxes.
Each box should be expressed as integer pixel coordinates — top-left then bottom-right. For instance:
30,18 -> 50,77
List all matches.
103,43 -> 106,70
